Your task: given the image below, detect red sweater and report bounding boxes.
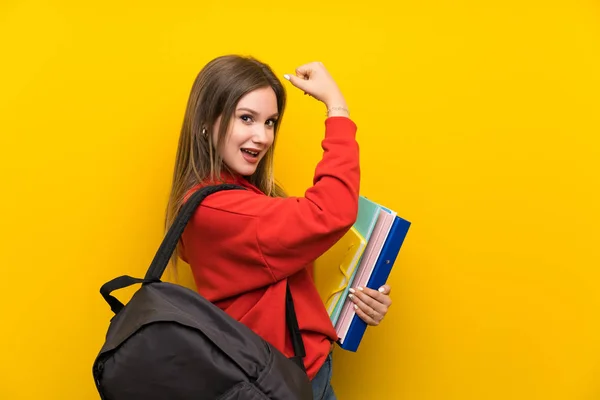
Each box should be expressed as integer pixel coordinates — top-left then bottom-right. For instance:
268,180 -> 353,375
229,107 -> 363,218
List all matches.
179,116 -> 360,379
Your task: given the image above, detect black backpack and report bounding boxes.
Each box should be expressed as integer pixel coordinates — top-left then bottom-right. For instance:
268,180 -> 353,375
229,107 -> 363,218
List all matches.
92,184 -> 314,400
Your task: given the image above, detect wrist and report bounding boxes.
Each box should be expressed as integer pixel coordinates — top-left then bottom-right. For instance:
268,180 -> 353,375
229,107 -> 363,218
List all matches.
324,92 -> 349,117
326,106 -> 350,118
325,94 -> 347,109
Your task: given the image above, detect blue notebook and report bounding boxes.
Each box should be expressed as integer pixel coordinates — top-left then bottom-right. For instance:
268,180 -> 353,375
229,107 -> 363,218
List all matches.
338,215 -> 411,351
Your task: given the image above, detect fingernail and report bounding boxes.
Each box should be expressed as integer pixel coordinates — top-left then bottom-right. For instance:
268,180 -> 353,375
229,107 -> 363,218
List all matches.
358,287 -> 364,291
378,287 -> 385,293
348,293 -> 354,299
349,288 -> 355,294
283,74 -> 290,80
353,304 -> 358,310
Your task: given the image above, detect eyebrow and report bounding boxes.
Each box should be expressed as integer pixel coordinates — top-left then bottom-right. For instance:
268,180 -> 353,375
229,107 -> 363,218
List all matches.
236,107 -> 279,118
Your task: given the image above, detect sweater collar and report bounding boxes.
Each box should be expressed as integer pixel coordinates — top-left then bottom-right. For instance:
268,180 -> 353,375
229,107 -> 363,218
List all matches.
192,170 -> 264,195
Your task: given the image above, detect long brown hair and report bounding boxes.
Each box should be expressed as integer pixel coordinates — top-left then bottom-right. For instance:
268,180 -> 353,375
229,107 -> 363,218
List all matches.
165,55 -> 287,270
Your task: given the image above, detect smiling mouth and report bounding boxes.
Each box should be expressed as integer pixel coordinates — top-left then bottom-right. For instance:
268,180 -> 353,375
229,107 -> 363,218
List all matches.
241,149 -> 259,157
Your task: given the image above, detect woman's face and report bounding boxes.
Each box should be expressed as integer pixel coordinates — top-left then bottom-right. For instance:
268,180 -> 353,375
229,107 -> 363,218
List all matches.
213,87 -> 279,176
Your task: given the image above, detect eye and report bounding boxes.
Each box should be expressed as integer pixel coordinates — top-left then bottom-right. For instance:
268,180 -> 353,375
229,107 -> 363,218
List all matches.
266,119 -> 278,127
240,115 -> 253,123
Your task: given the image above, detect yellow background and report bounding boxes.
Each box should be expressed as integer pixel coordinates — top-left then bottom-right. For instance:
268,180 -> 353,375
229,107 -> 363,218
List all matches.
1,1 -> 599,399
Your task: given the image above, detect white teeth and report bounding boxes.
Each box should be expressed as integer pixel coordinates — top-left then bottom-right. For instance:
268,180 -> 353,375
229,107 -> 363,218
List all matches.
242,149 -> 258,156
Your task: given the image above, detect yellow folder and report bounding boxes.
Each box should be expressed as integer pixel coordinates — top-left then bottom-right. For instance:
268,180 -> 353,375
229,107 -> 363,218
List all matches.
314,226 -> 367,317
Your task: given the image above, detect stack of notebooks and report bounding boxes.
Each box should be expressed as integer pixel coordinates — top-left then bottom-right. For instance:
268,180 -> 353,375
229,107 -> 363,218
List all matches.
314,196 -> 411,352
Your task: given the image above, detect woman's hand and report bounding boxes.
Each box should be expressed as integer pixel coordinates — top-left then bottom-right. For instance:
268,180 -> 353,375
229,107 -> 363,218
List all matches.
284,62 -> 348,115
348,285 -> 392,326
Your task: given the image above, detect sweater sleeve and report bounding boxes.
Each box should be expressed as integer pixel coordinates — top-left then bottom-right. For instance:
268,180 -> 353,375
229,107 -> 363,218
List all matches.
257,117 -> 360,279
184,116 -> 360,294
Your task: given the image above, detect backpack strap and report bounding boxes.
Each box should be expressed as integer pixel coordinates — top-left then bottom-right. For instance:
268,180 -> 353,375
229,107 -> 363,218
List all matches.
100,275 -> 159,314
144,184 -> 246,281
286,281 -> 307,372
100,184 -> 309,369
100,184 -> 245,314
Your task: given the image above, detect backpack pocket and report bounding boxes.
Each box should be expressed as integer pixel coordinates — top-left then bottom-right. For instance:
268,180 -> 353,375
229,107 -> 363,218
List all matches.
216,382 -> 269,400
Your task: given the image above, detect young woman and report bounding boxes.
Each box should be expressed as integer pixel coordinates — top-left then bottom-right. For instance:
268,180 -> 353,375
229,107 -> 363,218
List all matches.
165,55 -> 393,399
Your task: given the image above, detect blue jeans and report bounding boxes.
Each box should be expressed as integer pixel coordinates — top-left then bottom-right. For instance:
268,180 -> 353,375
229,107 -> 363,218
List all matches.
310,352 -> 337,400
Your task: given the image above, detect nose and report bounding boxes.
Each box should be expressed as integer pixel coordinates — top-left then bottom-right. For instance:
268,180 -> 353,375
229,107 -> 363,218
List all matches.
251,124 -> 269,145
